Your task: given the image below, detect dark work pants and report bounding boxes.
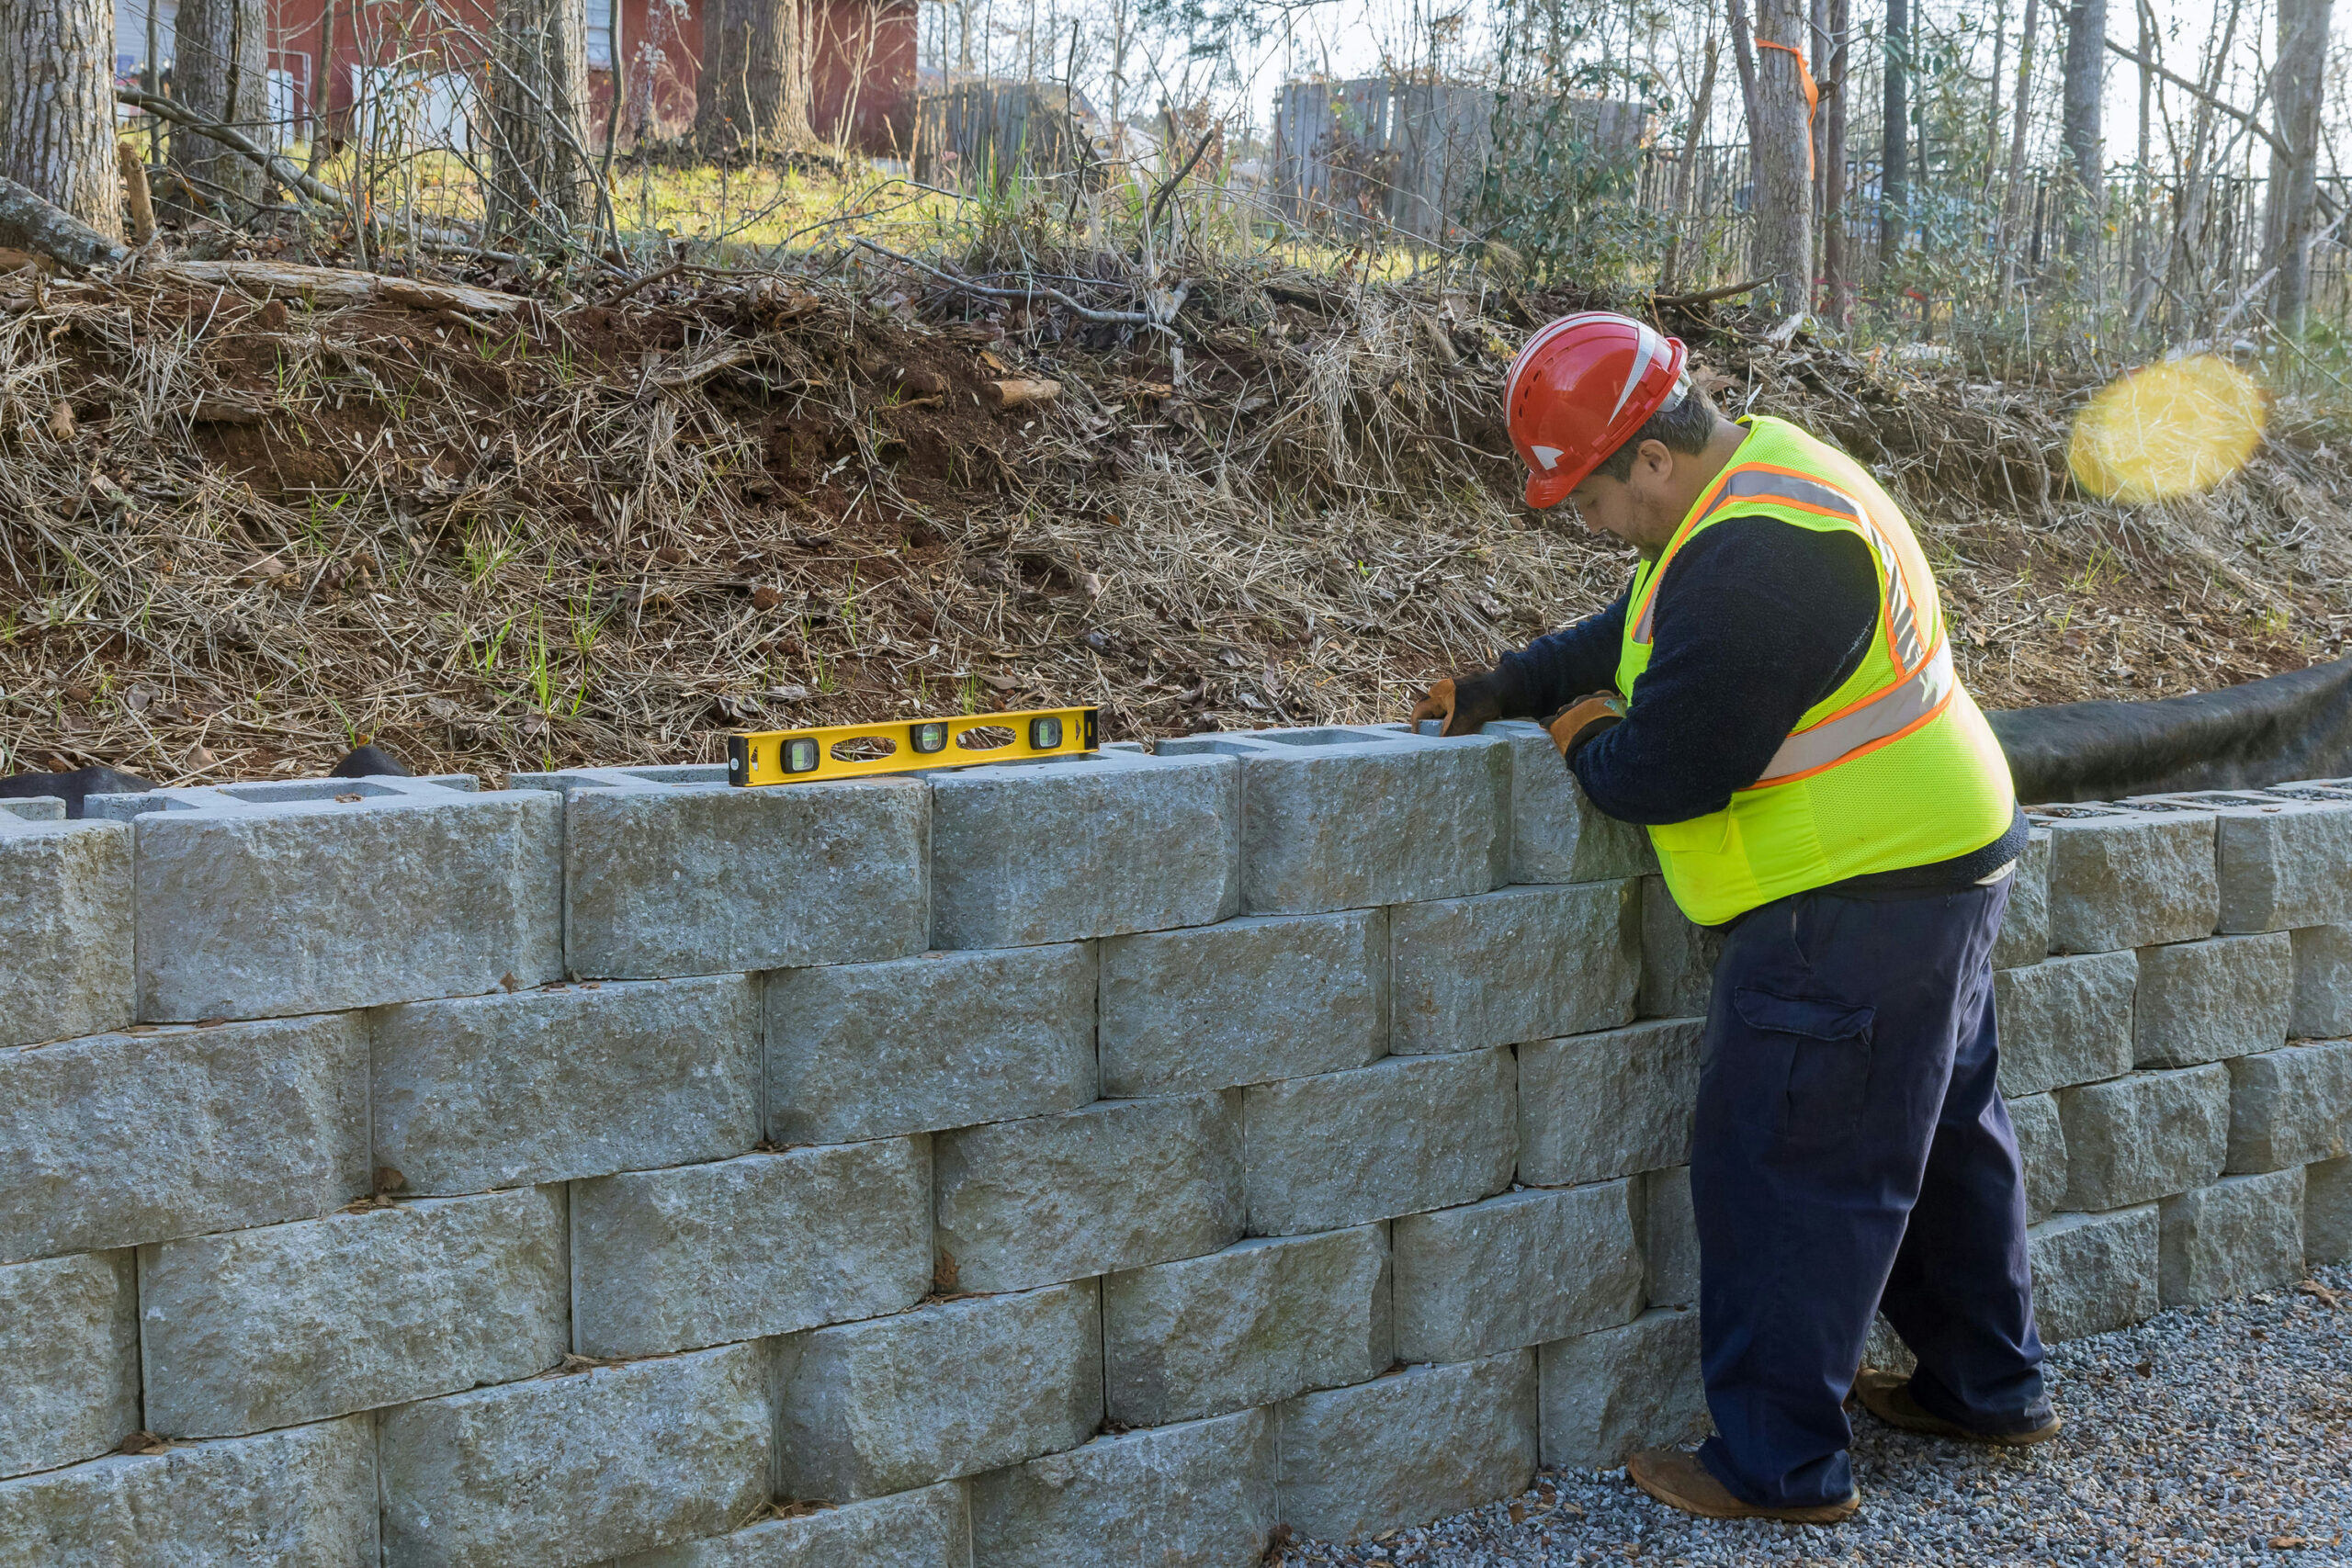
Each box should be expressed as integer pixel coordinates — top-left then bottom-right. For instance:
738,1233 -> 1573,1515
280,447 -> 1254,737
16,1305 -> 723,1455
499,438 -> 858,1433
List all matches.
1691,877 -> 2052,1508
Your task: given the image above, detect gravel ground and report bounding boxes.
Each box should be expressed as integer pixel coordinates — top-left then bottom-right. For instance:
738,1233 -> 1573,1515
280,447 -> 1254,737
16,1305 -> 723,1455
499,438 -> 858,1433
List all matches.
1278,1266 -> 2352,1568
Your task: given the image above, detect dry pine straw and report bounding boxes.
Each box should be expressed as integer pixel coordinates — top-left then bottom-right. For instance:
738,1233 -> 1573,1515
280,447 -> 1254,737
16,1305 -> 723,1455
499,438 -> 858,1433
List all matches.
0,255 -> 2346,787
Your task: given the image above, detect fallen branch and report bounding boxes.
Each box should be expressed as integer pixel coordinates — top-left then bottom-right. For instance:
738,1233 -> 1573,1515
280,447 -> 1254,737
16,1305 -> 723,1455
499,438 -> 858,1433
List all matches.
116,86 -> 345,209
985,378 -> 1061,411
155,259 -> 532,317
851,237 -> 1188,330
0,174 -> 126,270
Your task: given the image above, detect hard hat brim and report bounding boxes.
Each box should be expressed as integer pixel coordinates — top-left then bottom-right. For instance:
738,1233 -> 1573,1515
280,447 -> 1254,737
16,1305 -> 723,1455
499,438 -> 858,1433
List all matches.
1522,466 -> 1578,511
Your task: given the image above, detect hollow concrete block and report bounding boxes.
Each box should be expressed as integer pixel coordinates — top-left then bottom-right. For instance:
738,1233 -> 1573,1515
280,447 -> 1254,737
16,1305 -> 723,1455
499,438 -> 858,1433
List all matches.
765,944 -> 1096,1144
0,1250 -> 138,1479
2158,1168 -> 2307,1308
604,1483 -> 967,1568
379,1343 -> 770,1568
1638,1166 -> 1698,1309
1991,828 -> 2052,970
1392,1182 -> 1644,1362
1389,881 -> 1639,1053
1098,910 -> 1386,1095
2033,804 -> 2217,954
2132,933 -> 2292,1068
1275,1352 -> 1537,1543
2057,1065 -> 2230,1211
0,795 -> 65,820
2307,1156 -> 2352,1267
0,818 -> 131,1048
2006,1091 -> 2068,1227
1102,1225 -> 1390,1428
572,1139 -> 932,1358
1519,1019 -> 1701,1187
140,1187 -> 570,1438
2027,1206 -> 2161,1342
2135,789 -> 2352,932
1637,876 -> 1723,1020
1241,1048 -> 1516,1235
1993,951 -> 2138,1099
2225,1040 -> 2352,1172
0,1012 -> 368,1263
1485,720 -> 1654,886
1536,1306 -> 1707,1472
969,1410 -> 1275,1568
372,976 -> 760,1195
2288,924 -> 2352,1038
934,1092 -> 1242,1293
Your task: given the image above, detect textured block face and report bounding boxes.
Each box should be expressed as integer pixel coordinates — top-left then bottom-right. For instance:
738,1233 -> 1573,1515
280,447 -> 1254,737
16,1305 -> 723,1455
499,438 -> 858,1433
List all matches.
0,1252 -> 138,1478
1637,876 -> 1723,1020
1487,721 -> 1654,886
969,1410 -> 1276,1568
1537,1306 -> 1707,1471
1242,1049 -> 1517,1235
934,1093 -> 1243,1292
571,1140 -> 932,1358
0,1416 -> 378,1565
2176,794 -> 2352,932
559,779 -> 927,978
1102,1226 -> 1390,1428
2288,924 -> 2352,1038
1390,882 -> 1640,1053
927,753 -> 1238,947
2038,807 -> 2217,953
2158,1168 -> 2307,1307
2308,1157 -> 2352,1266
766,945 -> 1096,1143
1392,1183 -> 1643,1362
1276,1352 -> 1537,1543
1991,829 -> 2052,970
1519,1020 -> 1701,1187
2132,934 -> 2292,1068
775,1281 -> 1102,1501
1993,951 -> 2138,1099
0,1013 -> 368,1263
2006,1092 -> 2069,1227
2028,1206 -> 2160,1342
2226,1041 -> 2352,1172
373,976 -> 760,1194
0,820 -> 131,1048
140,1188 -> 570,1438
2057,1066 -> 2229,1210
1098,911 -> 1387,1095
135,792 -> 561,1020
379,1344 -> 770,1568
1639,1166 -> 1698,1309
604,1484 -> 967,1568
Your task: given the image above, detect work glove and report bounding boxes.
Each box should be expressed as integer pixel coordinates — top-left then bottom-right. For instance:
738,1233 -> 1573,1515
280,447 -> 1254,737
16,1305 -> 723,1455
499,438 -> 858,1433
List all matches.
1410,671 -> 1508,737
1544,692 -> 1628,760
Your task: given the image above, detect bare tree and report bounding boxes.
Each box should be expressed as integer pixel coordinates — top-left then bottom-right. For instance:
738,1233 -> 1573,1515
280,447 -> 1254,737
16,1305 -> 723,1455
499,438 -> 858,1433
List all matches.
1750,0 -> 1814,314
1877,0 -> 1907,282
173,0 -> 269,212
1819,0 -> 1850,321
2267,0 -> 2335,332
488,0 -> 597,241
0,0 -> 122,240
1996,0 -> 2041,288
695,0 -> 817,157
2059,0 -> 2105,257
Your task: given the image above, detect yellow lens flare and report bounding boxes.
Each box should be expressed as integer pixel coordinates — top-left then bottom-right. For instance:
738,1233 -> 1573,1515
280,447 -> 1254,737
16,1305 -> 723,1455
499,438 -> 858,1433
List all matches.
2067,355 -> 2269,503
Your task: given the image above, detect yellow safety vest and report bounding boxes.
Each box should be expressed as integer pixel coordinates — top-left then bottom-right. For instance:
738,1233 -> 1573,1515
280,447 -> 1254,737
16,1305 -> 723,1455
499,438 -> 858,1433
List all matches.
1616,416 -> 2016,925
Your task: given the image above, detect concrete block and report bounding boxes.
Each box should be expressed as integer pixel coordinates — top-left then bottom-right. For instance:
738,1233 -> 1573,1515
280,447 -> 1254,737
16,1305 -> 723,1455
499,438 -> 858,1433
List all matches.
926,750 -> 1238,947
935,1092 -> 1242,1293
776,1280 -> 1102,1502
1276,1352 -> 1537,1543
1519,1019 -> 1701,1186
2159,1168 -> 2307,1307
0,1251 -> 137,1478
1993,951 -> 2138,1098
2307,1157 -> 2352,1266
766,944 -> 1095,1143
1099,910 -> 1386,1094
571,1140 -> 931,1358
0,1416 -> 377,1564
1390,882 -> 1639,1053
2137,789 -> 2352,932
140,1187 -> 569,1438
969,1410 -> 1275,1568
0,795 -> 65,820
2028,1206 -> 2160,1342
1537,1307 -> 1708,1471
373,976 -> 760,1195
133,784 -> 561,1020
605,1484 -> 967,1568
1242,1048 -> 1516,1235
1102,1225 -> 1389,1428
2226,1040 -> 2352,1172
1991,828 -> 2052,969
2132,933 -> 2292,1067
1637,876 -> 1723,1020
0,819 -> 130,1048
2058,1065 -> 2229,1210
2033,804 -> 2217,953
1156,725 -> 1505,915
1393,1182 -> 1644,1362
2007,1092 -> 2068,1226
1486,720 -> 1654,885
2288,925 -> 2352,1038
380,1343 -> 769,1568
0,1012 -> 368,1263
537,773 -> 927,978
1638,1166 -> 1698,1309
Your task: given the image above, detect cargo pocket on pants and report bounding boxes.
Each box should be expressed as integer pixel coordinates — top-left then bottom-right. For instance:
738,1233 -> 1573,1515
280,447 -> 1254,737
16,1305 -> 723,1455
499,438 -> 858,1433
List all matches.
1733,985 -> 1877,1147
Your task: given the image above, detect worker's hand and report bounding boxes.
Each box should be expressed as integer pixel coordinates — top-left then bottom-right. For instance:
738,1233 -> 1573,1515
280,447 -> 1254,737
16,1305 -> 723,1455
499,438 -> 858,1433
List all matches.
1544,692 -> 1628,759
1410,671 -> 1507,737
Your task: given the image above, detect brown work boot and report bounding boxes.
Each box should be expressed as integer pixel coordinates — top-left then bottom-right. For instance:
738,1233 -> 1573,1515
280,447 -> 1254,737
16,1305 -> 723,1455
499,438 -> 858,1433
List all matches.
1853,1368 -> 2061,1446
1624,1447 -> 1860,1524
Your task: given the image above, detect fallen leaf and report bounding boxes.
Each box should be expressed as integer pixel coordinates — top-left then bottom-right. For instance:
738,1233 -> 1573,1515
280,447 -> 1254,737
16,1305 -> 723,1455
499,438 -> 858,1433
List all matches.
49,400 -> 75,440
1508,1500 -> 1526,1523
978,672 -> 1020,693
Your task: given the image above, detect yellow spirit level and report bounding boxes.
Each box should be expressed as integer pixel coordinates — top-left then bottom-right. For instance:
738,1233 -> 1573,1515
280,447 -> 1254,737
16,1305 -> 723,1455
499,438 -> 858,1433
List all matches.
727,705 -> 1101,785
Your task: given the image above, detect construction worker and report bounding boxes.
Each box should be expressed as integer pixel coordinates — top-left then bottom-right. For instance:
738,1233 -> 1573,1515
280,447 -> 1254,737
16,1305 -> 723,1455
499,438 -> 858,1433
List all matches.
1414,311 -> 2055,1524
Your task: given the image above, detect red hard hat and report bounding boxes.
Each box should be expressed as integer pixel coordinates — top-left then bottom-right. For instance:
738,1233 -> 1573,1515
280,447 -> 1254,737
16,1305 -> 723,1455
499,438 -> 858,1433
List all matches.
1505,312 -> 1690,509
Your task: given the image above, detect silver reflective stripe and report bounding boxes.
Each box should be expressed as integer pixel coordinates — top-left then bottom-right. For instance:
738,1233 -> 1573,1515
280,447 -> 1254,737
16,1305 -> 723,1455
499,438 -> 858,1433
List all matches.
1708,468 -> 1860,519
1757,641 -> 1956,784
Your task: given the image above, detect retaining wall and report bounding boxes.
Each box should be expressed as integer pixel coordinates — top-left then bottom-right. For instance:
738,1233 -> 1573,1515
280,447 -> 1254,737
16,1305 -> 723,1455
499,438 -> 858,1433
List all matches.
3,723 -> 2348,1565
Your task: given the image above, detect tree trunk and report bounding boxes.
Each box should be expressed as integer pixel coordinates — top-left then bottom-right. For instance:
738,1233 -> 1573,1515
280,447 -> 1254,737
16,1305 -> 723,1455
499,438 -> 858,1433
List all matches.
2059,0 -> 2105,258
1660,35 -> 1720,294
2267,0 -> 2334,333
1750,0 -> 1814,314
488,0 -> 597,243
1727,0 -> 1764,206
1997,0 -> 2041,289
0,0 -> 126,241
1878,0 -> 1908,283
695,0 -> 816,158
173,0 -> 269,213
1820,0 -> 1850,321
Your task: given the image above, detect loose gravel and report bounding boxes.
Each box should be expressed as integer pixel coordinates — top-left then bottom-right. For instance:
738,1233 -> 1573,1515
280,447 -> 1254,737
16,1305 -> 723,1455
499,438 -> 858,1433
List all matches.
1277,1265 -> 2352,1568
